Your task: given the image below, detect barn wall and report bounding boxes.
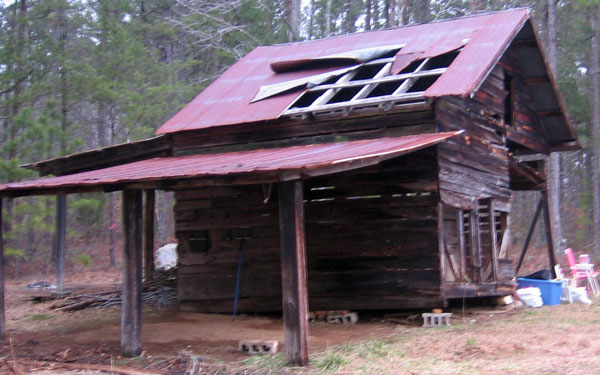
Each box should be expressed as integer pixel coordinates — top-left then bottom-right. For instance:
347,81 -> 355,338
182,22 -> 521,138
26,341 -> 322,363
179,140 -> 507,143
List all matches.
174,149 -> 444,313
434,64 -> 523,299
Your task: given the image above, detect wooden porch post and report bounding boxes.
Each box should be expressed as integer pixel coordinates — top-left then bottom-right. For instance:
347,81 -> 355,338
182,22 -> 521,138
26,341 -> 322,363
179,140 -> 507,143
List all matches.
144,190 -> 155,281
121,190 -> 143,357
278,180 -> 309,366
0,198 -> 5,340
55,195 -> 67,292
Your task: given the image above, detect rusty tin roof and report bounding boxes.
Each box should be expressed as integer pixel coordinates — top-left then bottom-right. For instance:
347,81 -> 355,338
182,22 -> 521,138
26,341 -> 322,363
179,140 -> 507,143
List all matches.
0,132 -> 461,196
157,9 -> 530,134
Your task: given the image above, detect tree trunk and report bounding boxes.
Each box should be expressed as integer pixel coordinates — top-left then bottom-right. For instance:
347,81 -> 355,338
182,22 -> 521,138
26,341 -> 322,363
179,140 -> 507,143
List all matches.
109,193 -> 117,267
387,0 -> 397,27
546,0 -> 564,252
401,0 -> 410,25
365,0 -> 372,31
415,0 -> 429,23
325,0 -> 332,36
592,5 -> 600,254
285,0 -> 301,42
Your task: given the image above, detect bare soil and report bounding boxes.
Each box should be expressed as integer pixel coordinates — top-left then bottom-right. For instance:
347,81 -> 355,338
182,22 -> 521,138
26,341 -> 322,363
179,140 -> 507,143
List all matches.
1,269 -> 600,375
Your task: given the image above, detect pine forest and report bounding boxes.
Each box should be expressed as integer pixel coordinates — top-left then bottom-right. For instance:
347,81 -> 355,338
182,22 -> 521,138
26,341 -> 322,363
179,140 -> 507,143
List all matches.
0,0 -> 598,276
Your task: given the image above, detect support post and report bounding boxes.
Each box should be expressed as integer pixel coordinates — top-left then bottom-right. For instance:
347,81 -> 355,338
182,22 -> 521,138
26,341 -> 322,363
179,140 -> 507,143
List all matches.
457,208 -> 466,282
0,198 -> 5,340
541,191 -> 558,278
55,195 -> 66,292
144,190 -> 155,281
470,202 -> 482,283
121,190 -> 143,357
278,180 -> 309,366
488,200 -> 499,283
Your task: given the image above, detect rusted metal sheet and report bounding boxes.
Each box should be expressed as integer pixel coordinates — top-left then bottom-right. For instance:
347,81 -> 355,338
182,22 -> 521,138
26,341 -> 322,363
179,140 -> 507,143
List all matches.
0,132 -> 461,194
157,9 -> 529,134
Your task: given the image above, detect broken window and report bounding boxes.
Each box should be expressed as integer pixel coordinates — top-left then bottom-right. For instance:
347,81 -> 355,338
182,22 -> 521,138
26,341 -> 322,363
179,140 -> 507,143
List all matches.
282,50 -> 459,119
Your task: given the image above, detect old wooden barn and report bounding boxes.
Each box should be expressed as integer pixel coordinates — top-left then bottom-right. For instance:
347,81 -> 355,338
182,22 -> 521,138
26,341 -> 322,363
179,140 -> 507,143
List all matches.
0,9 -> 579,364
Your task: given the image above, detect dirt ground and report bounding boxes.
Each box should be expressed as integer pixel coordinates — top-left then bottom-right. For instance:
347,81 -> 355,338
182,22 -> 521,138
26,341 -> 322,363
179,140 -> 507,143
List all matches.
1,269 -> 600,375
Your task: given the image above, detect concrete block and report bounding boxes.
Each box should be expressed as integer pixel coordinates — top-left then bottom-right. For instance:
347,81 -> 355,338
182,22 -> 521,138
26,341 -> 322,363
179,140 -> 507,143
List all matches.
239,340 -> 279,354
421,312 -> 452,327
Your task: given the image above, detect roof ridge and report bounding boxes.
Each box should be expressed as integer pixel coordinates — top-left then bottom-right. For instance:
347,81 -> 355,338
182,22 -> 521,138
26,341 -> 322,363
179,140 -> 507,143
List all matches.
262,7 -> 530,48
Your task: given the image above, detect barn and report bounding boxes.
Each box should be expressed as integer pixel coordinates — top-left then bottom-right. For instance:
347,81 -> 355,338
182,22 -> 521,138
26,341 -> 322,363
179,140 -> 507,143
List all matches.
0,8 -> 578,365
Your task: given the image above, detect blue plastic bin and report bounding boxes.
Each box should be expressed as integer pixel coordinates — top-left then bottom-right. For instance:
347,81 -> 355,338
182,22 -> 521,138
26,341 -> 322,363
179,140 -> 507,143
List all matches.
517,277 -> 562,306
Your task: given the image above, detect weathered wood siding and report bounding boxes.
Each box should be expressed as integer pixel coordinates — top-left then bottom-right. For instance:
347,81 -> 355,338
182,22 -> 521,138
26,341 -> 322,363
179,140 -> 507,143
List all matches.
175,149 -> 443,312
435,65 -> 513,211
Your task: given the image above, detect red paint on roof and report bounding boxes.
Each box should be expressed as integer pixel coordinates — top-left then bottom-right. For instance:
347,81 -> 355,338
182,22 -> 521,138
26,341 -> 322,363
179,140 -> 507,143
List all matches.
0,132 -> 461,194
157,9 -> 529,134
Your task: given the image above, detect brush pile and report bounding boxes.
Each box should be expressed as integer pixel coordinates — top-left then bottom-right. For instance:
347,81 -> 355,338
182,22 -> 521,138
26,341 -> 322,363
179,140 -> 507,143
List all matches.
48,270 -> 177,312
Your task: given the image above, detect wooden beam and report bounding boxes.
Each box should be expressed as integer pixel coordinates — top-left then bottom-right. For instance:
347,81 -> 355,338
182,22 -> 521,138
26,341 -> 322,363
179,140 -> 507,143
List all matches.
524,76 -> 550,86
488,200 -> 499,283
541,191 -> 558,278
470,203 -> 482,283
278,180 -> 309,366
121,190 -> 143,357
0,198 -> 5,340
144,190 -> 155,281
55,195 -> 66,291
457,208 -> 466,282
515,196 -> 543,275
536,110 -> 563,118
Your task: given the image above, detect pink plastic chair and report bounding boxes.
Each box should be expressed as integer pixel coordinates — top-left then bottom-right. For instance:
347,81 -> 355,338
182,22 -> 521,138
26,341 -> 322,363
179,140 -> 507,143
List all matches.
565,248 -> 600,296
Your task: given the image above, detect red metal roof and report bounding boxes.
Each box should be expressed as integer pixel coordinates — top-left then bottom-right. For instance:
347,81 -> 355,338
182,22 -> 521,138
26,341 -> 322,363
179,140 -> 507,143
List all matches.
157,9 -> 529,134
0,132 -> 461,195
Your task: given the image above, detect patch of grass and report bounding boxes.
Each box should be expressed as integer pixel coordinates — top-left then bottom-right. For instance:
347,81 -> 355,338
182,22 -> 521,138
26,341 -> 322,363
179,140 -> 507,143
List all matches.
357,339 -> 392,359
25,314 -> 55,322
242,353 -> 287,370
312,349 -> 350,372
465,337 -> 476,347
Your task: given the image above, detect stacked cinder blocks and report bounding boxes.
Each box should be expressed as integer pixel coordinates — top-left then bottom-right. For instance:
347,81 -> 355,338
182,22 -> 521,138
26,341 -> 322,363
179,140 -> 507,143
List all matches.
239,340 -> 279,354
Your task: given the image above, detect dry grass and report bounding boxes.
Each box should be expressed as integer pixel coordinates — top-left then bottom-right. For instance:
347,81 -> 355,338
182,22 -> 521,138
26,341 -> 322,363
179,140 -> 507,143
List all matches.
284,303 -> 600,375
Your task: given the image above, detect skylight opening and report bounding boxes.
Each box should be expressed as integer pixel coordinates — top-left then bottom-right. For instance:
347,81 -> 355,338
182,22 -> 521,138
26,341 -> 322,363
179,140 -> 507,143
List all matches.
351,64 -> 387,81
282,50 -> 459,118
366,81 -> 403,98
329,87 -> 363,103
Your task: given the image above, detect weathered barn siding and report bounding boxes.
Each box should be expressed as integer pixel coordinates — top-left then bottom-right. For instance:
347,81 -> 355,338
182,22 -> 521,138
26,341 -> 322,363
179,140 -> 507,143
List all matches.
175,149 -> 443,313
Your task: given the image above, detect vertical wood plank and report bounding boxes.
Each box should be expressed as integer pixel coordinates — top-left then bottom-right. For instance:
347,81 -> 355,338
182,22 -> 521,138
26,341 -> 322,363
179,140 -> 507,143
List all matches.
121,189 -> 143,357
144,190 -> 155,281
457,208 -> 466,282
488,200 -> 499,284
0,198 -> 5,340
470,202 -> 482,283
278,180 -> 309,366
438,202 -> 447,284
541,191 -> 558,278
55,195 -> 66,292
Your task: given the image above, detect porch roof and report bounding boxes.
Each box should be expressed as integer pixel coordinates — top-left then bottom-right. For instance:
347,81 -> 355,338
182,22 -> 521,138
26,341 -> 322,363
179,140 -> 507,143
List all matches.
0,132 -> 461,197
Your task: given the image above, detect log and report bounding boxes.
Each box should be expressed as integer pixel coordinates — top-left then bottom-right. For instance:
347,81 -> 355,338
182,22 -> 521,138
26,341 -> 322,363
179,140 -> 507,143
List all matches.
121,190 -> 143,357
17,359 -> 169,375
0,198 -> 4,340
278,180 -> 309,366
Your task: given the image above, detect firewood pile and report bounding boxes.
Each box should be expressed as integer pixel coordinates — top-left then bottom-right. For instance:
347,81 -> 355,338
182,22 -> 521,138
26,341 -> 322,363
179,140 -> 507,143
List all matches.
48,271 -> 177,312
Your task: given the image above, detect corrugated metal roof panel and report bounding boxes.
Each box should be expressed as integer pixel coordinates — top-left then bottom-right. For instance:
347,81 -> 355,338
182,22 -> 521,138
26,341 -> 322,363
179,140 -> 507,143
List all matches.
157,9 -> 529,134
0,132 -> 461,195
